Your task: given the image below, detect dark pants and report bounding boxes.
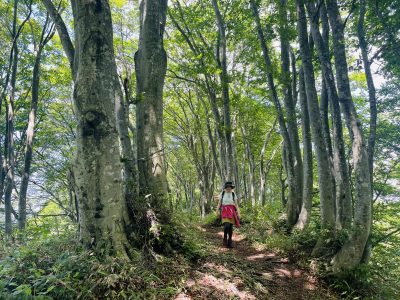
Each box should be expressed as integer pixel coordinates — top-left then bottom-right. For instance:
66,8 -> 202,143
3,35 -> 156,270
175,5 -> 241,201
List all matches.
223,222 -> 233,247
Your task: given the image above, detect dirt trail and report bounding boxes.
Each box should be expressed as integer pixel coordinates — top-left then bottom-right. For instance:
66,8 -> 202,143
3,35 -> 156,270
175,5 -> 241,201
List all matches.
175,225 -> 337,300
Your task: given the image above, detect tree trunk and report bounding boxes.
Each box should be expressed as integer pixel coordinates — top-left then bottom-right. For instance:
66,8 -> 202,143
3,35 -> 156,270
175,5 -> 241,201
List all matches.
259,120 -> 277,205
306,2 -> 352,230
72,0 -> 131,257
135,0 -> 180,254
296,0 -> 335,234
211,0 -> 234,181
116,83 -> 137,201
319,0 -> 338,227
358,0 -> 377,264
231,114 -> 240,199
198,91 -> 224,182
325,0 -> 372,273
357,0 -> 377,185
41,0 -> 75,72
19,17 -> 55,230
241,126 -> 256,206
295,68 -> 313,229
279,161 -> 287,207
279,0 -> 303,218
202,75 -> 226,183
135,0 -> 168,197
250,0 -> 298,226
241,150 -> 248,201
18,35 -> 45,230
4,0 -> 20,235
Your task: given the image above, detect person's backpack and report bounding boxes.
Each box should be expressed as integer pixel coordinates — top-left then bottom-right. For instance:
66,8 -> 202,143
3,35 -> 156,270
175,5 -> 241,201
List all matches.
218,191 -> 237,225
220,191 -> 235,206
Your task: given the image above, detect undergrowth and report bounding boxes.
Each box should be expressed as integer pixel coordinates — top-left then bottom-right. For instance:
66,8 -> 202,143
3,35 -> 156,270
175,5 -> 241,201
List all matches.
218,201 -> 399,300
1,203 -> 398,299
0,215 -> 207,299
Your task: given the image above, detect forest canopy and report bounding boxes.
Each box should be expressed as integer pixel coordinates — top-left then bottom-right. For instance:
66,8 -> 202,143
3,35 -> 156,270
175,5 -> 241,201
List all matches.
0,0 -> 399,299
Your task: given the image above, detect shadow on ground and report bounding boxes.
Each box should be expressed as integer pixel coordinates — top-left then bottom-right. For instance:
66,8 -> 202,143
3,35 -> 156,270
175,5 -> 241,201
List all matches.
175,225 -> 337,300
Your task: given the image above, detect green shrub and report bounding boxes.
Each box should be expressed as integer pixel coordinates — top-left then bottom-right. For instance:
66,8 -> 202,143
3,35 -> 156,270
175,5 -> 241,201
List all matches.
0,215 -> 204,299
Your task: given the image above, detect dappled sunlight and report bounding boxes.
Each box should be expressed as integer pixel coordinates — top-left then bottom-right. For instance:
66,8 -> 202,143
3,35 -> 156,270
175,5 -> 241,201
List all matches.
175,292 -> 192,300
233,234 -> 245,242
246,252 -> 266,261
203,262 -> 233,275
179,225 -> 337,299
304,275 -> 318,290
275,268 -> 302,278
196,273 -> 256,300
261,271 -> 274,280
196,226 -> 206,232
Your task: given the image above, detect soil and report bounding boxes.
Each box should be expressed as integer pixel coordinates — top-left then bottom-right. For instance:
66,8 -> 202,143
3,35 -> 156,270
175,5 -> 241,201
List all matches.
175,225 -> 338,300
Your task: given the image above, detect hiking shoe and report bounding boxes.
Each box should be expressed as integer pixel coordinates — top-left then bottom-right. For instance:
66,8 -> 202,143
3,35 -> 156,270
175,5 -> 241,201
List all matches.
223,238 -> 227,246
227,240 -> 233,248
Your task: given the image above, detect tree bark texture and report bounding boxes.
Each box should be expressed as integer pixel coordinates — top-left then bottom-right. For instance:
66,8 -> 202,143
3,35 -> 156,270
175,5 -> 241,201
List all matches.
116,83 -> 137,201
296,0 -> 335,231
358,0 -> 377,264
211,0 -> 234,182
135,0 -> 169,199
72,0 -> 131,257
307,2 -> 352,230
259,120 -> 277,205
250,0 -> 298,226
357,0 -> 377,184
241,126 -> 256,206
325,0 -> 372,273
4,0 -> 20,235
295,69 -> 313,229
279,0 -> 303,218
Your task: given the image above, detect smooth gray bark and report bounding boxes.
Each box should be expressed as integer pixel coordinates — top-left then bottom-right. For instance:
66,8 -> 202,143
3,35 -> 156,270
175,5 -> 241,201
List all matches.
241,126 -> 256,206
211,0 -> 234,181
295,69 -> 313,229
259,120 -> 277,205
279,0 -> 303,218
231,114 -> 241,199
135,0 -> 169,197
43,0 -> 136,205
296,0 -> 335,232
116,85 -> 137,200
307,2 -> 352,230
250,0 -> 298,226
72,0 -> 131,257
4,0 -> 20,235
358,0 -> 377,264
357,0 -> 377,184
325,0 -> 372,273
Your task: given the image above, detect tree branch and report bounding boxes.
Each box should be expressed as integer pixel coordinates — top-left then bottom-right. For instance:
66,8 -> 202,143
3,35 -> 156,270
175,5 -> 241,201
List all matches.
41,0 -> 75,72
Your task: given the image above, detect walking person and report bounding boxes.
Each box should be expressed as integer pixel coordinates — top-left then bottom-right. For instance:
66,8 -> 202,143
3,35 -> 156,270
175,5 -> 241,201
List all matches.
216,181 -> 241,248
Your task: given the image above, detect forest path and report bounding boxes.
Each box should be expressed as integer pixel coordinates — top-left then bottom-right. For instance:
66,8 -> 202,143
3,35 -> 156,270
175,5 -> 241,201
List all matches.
175,225 -> 337,300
